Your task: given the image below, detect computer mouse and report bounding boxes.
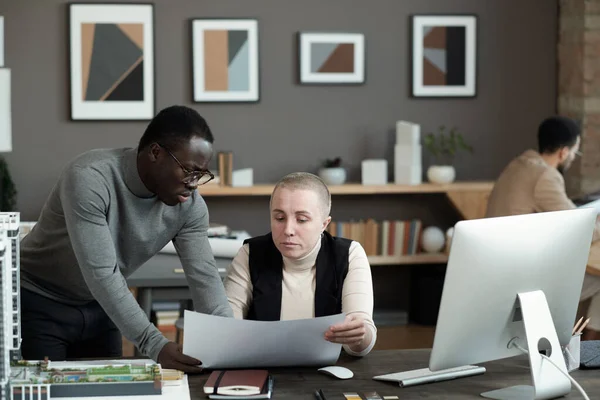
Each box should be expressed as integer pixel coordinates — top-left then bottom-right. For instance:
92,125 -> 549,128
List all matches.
318,366 -> 354,380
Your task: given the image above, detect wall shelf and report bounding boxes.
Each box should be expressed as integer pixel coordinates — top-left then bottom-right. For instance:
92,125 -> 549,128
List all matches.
199,182 -> 494,196
368,254 -> 448,266
198,181 -> 495,221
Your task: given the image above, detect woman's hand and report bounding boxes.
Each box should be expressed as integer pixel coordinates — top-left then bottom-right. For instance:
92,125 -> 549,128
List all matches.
324,314 -> 367,347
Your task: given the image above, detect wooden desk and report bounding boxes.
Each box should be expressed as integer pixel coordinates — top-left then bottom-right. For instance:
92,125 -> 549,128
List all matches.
187,349 -> 598,399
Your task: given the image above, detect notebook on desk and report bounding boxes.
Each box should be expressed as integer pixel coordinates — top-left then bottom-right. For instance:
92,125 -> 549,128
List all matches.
203,370 -> 273,399
372,365 -> 486,387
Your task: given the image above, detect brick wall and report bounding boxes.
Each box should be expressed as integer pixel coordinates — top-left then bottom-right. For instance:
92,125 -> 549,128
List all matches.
559,0 -> 600,197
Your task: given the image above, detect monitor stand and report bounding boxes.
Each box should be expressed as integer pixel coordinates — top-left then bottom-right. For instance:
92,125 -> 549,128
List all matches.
481,290 -> 571,400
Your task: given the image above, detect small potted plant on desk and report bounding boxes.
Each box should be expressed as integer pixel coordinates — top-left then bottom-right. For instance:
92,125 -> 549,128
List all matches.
318,157 -> 347,185
423,125 -> 474,184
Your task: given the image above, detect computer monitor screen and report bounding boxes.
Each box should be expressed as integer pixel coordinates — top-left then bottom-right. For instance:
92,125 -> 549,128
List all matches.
429,208 -> 596,372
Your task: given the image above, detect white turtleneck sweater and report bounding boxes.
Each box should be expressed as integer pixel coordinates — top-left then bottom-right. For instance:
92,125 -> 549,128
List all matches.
223,238 -> 377,356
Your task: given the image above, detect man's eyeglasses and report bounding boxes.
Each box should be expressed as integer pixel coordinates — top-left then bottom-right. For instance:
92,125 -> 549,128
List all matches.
157,143 -> 214,185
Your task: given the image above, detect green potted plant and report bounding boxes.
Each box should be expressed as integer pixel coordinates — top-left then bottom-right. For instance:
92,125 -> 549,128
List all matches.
423,125 -> 473,184
318,157 -> 346,185
0,157 -> 16,211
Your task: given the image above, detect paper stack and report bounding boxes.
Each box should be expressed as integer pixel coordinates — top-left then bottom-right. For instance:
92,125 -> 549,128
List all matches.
394,120 -> 422,185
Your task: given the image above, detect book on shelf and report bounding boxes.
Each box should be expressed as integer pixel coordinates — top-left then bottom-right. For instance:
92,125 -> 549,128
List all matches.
326,218 -> 423,257
152,301 -> 180,341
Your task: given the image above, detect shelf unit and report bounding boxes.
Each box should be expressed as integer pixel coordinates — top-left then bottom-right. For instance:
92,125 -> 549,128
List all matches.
199,182 -> 493,196
198,181 -> 494,266
368,254 -> 448,265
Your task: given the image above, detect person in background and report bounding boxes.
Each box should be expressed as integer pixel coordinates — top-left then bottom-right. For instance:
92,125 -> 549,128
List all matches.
486,115 -> 600,340
19,105 -> 232,371
224,172 -> 377,356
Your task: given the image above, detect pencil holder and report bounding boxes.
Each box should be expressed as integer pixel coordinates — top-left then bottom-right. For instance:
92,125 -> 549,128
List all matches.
562,333 -> 581,372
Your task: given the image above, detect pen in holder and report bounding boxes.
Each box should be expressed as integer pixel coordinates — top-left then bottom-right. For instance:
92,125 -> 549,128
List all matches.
562,332 -> 581,372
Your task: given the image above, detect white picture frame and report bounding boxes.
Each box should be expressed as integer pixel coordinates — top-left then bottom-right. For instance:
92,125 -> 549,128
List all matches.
298,32 -> 365,84
69,3 -> 155,120
191,19 -> 259,103
411,15 -> 477,98
0,69 -> 12,152
0,16 -> 4,67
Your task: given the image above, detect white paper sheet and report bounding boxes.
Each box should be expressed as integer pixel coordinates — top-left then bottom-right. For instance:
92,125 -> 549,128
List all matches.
182,310 -> 345,369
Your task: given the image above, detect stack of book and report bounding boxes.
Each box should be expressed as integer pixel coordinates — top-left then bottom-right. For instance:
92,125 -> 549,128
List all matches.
152,301 -> 180,341
326,219 -> 423,256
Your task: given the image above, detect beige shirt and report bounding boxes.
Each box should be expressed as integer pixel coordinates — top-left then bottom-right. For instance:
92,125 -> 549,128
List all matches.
223,239 -> 377,356
486,149 -> 600,241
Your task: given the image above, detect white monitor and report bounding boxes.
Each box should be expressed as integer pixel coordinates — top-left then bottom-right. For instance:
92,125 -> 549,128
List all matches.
578,198 -> 600,215
429,208 -> 596,399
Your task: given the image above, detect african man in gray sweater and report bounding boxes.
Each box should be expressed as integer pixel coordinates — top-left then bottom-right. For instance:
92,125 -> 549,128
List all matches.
19,105 -> 232,372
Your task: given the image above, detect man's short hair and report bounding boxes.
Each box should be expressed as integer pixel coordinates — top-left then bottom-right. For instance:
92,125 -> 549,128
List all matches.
138,105 -> 214,152
538,116 -> 580,154
271,172 -> 332,218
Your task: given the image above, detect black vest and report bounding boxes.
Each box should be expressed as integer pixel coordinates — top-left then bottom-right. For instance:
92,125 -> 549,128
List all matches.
244,231 -> 352,321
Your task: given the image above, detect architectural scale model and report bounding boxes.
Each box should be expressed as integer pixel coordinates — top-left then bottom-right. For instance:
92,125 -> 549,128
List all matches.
0,212 -> 184,400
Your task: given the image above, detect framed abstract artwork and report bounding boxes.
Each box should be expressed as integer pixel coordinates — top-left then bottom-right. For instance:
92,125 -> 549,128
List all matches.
411,15 -> 477,98
68,3 -> 155,120
191,19 -> 259,102
298,32 -> 365,84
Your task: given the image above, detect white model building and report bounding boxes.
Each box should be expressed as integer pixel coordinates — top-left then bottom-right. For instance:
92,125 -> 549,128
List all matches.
0,212 -> 180,400
0,212 -> 27,400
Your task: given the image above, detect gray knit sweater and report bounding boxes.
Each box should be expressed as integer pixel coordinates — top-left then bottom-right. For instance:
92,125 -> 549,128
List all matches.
20,147 -> 232,361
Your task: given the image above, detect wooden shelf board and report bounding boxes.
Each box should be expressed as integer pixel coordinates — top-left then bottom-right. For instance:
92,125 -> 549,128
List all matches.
368,254 -> 448,265
198,182 -> 494,197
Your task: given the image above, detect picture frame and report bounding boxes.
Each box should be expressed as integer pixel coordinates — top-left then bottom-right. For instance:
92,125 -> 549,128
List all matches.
411,14 -> 477,98
0,16 -> 4,67
191,18 -> 259,103
0,68 -> 11,152
298,32 -> 365,84
68,3 -> 155,121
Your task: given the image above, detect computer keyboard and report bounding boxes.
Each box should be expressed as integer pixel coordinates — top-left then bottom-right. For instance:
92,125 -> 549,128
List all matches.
373,365 -> 486,387
380,365 -> 479,379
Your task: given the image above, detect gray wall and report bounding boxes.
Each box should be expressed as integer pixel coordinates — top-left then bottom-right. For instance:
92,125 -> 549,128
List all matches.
2,0 -> 558,228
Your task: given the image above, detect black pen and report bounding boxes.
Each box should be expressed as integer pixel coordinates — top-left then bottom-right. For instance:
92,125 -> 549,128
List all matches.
314,389 -> 325,400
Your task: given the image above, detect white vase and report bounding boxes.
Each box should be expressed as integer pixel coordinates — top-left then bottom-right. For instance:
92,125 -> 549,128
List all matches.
427,165 -> 456,184
318,167 -> 347,185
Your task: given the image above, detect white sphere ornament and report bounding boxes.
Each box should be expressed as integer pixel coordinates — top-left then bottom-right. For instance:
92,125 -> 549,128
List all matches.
421,226 -> 446,253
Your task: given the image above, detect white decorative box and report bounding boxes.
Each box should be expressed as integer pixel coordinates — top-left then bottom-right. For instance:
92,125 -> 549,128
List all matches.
361,159 -> 388,185
394,144 -> 422,167
396,120 -> 420,147
395,165 -> 422,185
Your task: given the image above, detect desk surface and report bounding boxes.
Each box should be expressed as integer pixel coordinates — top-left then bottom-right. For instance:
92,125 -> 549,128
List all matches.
187,349 -> 598,399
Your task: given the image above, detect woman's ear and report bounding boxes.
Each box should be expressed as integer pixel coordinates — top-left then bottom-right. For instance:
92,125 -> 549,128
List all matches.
322,216 -> 332,232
